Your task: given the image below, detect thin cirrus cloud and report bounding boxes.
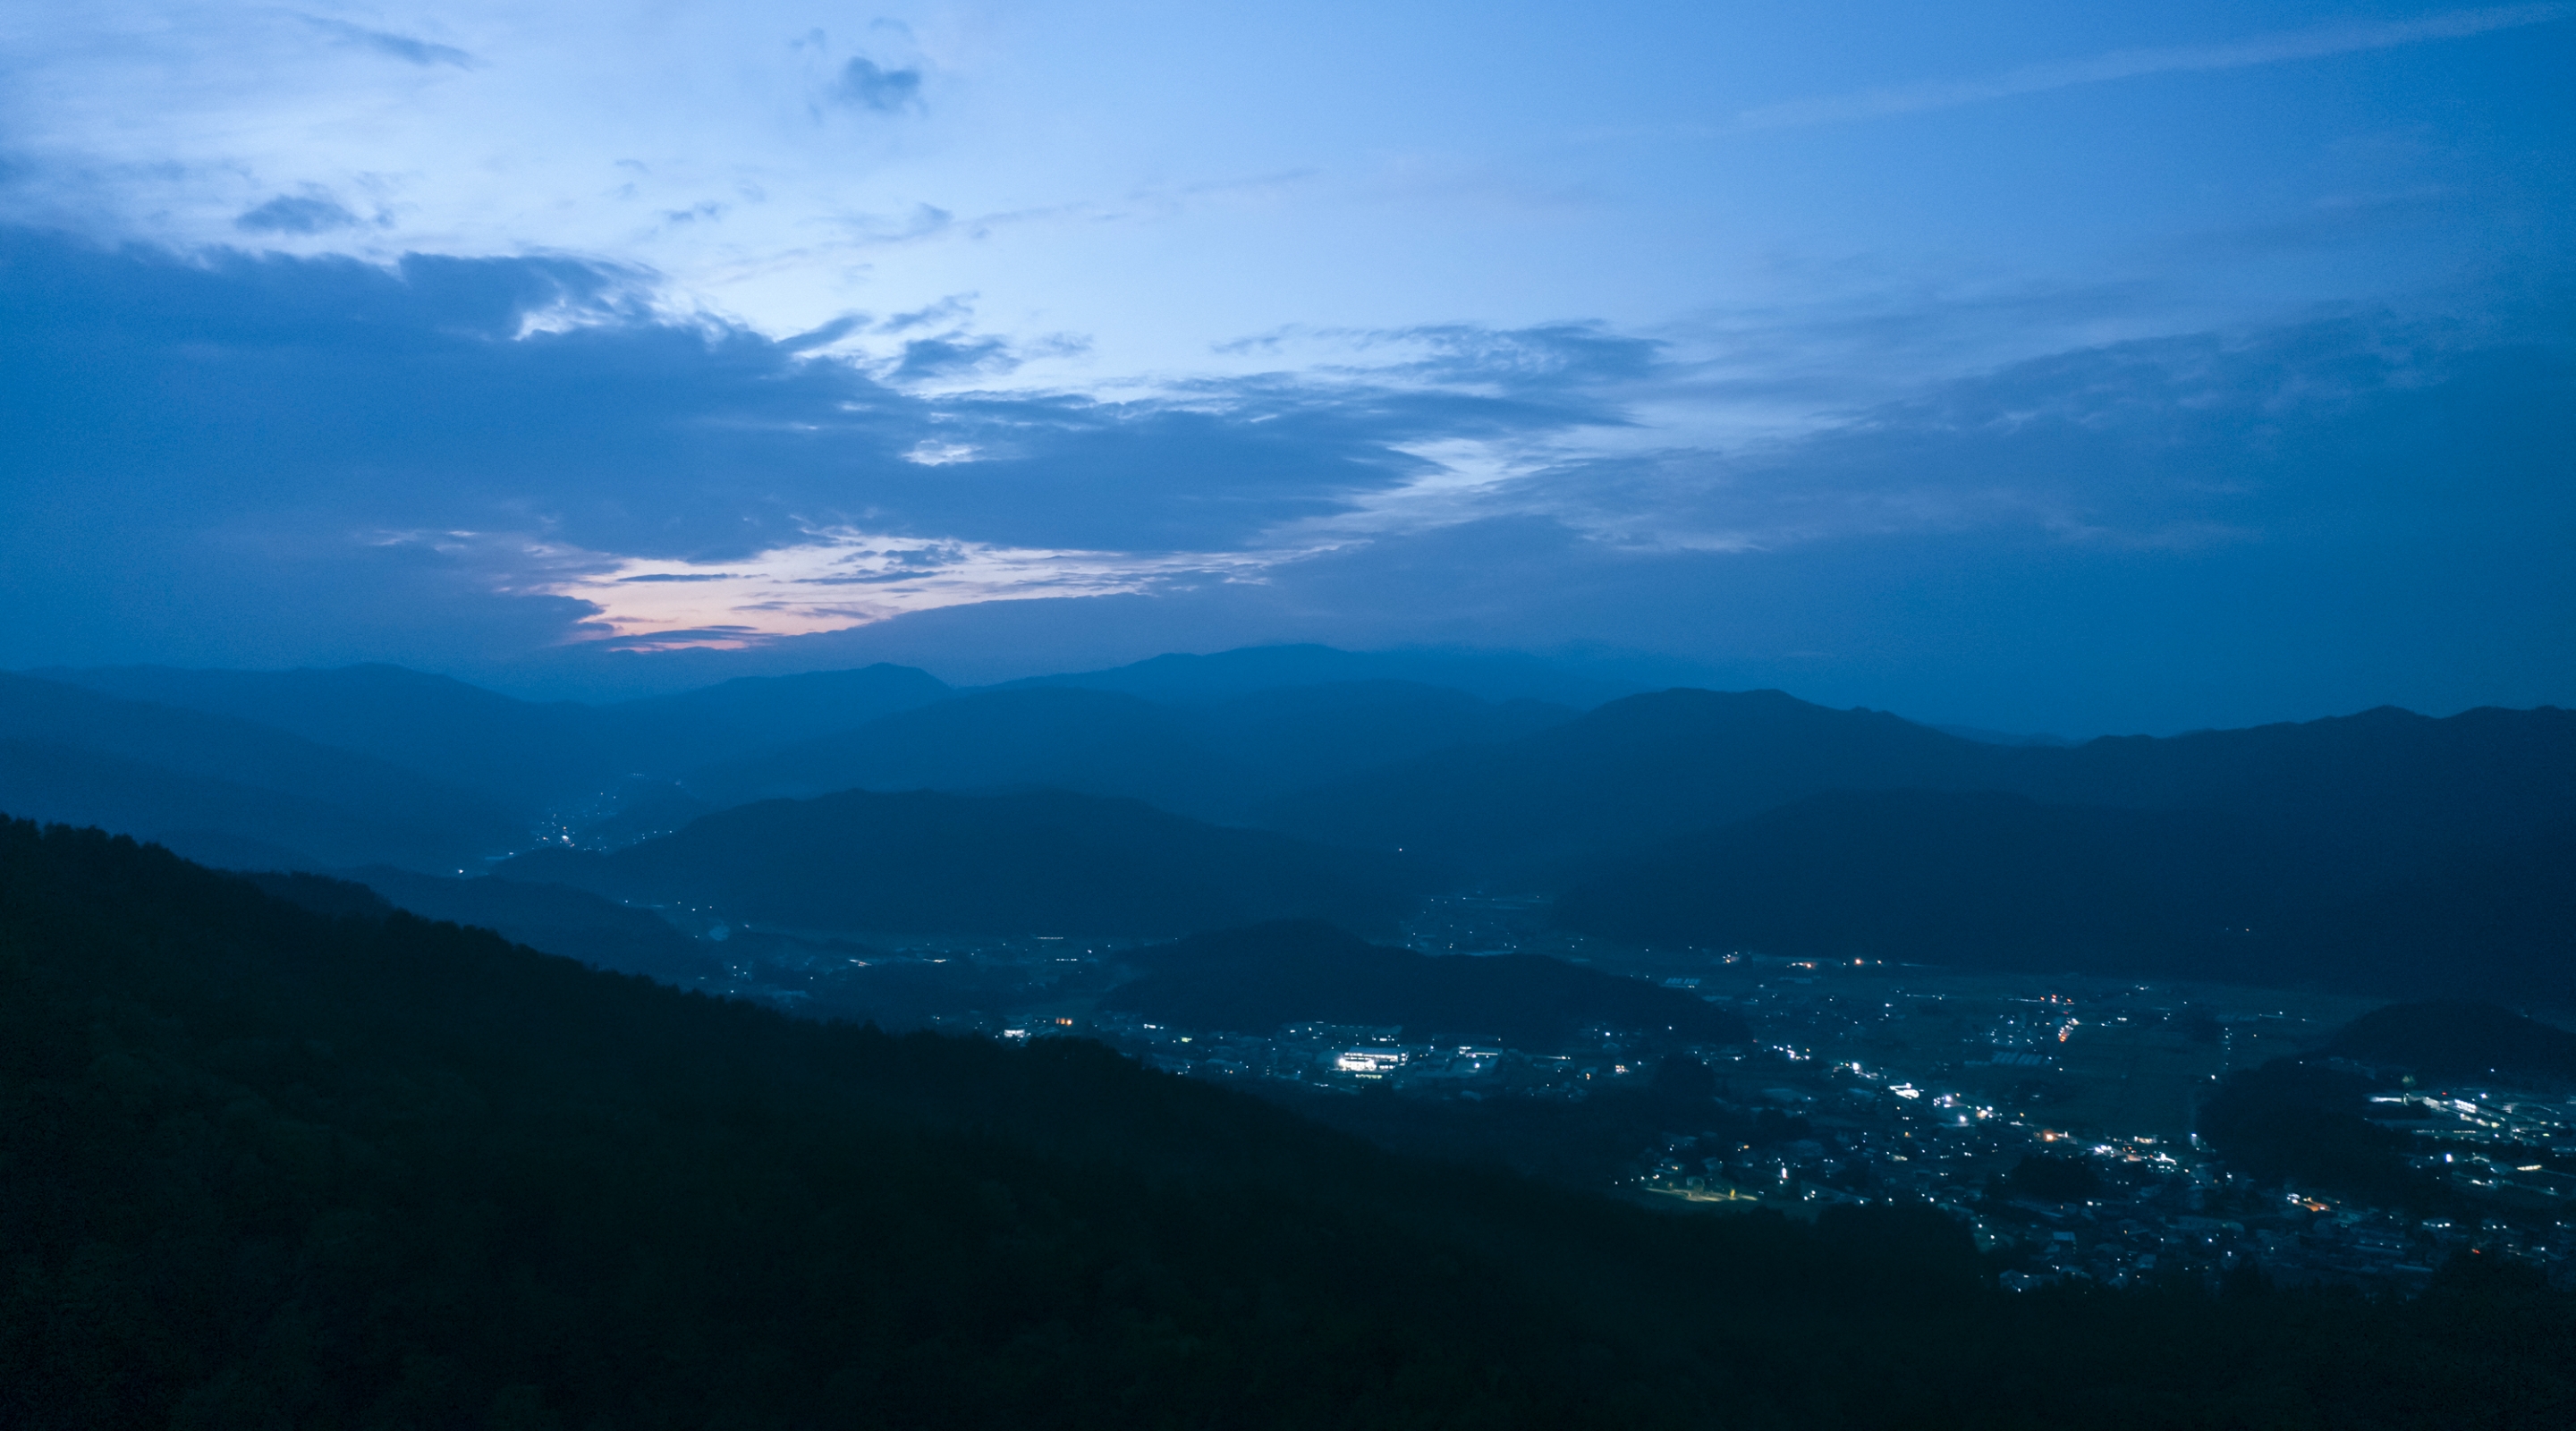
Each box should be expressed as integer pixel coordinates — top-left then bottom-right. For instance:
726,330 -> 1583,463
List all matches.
296,13 -> 479,69
1733,3 -> 2574,130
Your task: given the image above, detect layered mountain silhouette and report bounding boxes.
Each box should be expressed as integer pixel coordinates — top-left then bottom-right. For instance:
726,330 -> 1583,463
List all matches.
42,661 -> 951,809
1106,920 -> 1747,1048
36,664 -> 609,808
1265,689 -> 2576,876
15,649 -> 2572,996
1263,689 -> 1996,871
1548,789 -> 2572,995
995,641 -> 1671,707
498,787 -> 1425,936
0,672 -> 519,868
692,679 -> 1569,819
691,686 -> 1233,814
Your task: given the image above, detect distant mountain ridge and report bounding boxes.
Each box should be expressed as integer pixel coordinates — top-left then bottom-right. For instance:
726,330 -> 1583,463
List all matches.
692,679 -> 1572,819
40,661 -> 953,809
691,686 -> 1233,815
1268,689 -> 2576,870
499,786 -> 1427,936
18,653 -> 2572,998
0,673 -> 521,869
1531,703 -> 2576,997
1264,688 -> 1998,872
988,642 -> 1680,707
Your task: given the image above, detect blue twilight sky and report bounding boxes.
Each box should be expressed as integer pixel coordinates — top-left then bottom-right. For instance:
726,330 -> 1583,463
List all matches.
0,1 -> 2569,732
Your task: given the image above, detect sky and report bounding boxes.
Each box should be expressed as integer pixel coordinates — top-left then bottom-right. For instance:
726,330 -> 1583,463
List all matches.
1,1 -> 2569,732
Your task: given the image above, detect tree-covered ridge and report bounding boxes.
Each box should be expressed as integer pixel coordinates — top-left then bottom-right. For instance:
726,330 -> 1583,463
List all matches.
498,785 -> 1424,936
6,817 -> 2575,1429
2327,1002 -> 2576,1080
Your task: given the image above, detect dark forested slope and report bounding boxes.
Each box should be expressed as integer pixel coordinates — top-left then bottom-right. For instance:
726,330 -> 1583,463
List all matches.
321,866 -> 725,986
6,819 -> 2576,1429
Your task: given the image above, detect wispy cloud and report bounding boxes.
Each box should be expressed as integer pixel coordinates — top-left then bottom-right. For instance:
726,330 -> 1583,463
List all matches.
298,14 -> 479,70
1734,4 -> 2572,130
541,529 -> 1275,648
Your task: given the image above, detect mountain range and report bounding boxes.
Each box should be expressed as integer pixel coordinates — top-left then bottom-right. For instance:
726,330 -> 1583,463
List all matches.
0,671 -> 519,869
38,661 -> 951,809
10,647 -> 2571,996
692,680 -> 1570,819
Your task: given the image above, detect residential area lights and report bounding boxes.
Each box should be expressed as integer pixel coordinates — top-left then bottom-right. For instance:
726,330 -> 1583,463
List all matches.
682,895 -> 2572,1295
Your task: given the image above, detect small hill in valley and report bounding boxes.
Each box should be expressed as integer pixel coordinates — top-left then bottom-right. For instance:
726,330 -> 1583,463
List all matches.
1552,789 -> 2260,971
2325,1002 -> 2576,1081
689,687 -> 1238,814
691,681 -> 1572,821
1262,688 -> 1995,873
500,787 -> 1426,936
1551,788 -> 2575,998
1106,920 -> 1749,1048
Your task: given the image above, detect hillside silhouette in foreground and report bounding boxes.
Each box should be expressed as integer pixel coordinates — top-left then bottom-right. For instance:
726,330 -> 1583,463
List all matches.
9,818 -> 2576,1429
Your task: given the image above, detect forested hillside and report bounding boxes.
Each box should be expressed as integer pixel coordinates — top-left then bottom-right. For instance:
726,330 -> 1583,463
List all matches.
6,817 -> 2576,1429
